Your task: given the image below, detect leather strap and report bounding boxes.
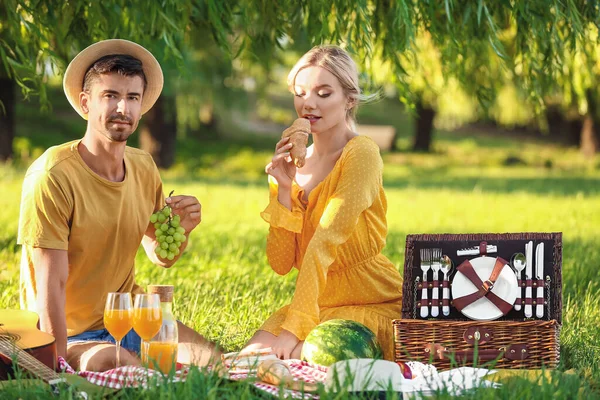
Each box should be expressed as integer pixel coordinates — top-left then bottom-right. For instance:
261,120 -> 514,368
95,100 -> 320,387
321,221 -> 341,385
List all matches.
452,257 -> 513,315
535,279 -> 544,287
526,279 -> 533,287
479,241 -> 488,256
426,343 -> 529,362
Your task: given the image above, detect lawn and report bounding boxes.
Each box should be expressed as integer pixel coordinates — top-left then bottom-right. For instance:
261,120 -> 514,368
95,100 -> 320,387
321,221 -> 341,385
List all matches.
1,95 -> 600,398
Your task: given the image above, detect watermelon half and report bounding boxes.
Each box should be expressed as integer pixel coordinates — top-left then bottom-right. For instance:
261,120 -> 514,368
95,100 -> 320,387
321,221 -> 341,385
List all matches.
301,319 -> 383,367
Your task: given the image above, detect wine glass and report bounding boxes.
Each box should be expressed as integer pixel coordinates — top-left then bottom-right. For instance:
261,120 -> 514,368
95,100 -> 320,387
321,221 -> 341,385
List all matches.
132,293 -> 163,360
104,292 -> 133,367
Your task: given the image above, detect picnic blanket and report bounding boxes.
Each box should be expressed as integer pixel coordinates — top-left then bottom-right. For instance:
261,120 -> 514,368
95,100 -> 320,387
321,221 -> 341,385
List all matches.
58,357 -> 327,398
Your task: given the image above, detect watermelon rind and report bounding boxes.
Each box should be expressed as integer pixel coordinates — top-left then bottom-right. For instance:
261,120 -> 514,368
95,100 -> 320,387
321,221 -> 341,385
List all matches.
301,319 -> 383,366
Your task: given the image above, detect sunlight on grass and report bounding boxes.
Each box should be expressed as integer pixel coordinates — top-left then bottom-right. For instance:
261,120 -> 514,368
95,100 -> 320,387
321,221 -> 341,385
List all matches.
1,137 -> 599,398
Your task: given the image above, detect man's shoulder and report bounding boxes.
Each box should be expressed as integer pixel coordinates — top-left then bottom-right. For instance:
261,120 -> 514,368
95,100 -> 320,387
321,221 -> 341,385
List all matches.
125,146 -> 155,161
26,140 -> 80,177
124,146 -> 159,170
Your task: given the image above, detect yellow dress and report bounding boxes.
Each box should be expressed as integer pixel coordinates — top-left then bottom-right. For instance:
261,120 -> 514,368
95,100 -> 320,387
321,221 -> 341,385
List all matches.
259,135 -> 403,360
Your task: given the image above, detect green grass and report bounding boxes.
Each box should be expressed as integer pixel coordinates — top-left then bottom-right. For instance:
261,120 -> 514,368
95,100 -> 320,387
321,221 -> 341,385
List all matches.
1,91 -> 600,398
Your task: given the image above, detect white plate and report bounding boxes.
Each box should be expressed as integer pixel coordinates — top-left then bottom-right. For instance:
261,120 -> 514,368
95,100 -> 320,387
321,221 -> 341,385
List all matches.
451,256 -> 517,321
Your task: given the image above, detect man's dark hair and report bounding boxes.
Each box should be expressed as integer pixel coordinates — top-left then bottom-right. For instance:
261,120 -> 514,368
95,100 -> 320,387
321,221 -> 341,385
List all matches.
82,54 -> 147,93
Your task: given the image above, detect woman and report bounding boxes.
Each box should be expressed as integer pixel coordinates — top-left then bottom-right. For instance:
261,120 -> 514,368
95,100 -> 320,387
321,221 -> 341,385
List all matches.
246,45 -> 403,361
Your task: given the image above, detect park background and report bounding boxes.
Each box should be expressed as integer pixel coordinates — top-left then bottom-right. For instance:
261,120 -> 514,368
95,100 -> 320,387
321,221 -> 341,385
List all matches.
1,1 -> 599,398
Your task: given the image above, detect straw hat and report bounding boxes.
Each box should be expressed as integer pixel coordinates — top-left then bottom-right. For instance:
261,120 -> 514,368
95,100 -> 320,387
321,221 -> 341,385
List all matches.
63,39 -> 164,120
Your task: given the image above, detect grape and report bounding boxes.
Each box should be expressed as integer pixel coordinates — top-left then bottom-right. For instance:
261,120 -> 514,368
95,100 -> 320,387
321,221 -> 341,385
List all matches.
151,192 -> 188,260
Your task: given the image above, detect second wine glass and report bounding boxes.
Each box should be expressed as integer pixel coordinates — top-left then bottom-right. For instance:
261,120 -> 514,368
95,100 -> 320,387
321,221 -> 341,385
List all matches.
132,293 -> 163,359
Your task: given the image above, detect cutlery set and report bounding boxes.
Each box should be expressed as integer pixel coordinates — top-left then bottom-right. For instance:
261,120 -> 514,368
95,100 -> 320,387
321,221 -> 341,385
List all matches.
519,240 -> 546,318
416,241 -> 549,320
418,248 -> 449,318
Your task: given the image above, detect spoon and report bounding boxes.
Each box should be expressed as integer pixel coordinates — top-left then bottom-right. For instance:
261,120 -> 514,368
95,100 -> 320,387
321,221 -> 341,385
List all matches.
440,255 -> 454,316
511,252 -> 526,311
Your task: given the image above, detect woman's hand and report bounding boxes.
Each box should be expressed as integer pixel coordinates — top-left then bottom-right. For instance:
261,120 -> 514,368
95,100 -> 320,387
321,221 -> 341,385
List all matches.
272,329 -> 300,360
265,137 -> 296,190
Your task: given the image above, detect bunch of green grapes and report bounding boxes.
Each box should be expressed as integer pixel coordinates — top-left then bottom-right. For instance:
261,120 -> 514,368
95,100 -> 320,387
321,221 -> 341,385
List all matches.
150,202 -> 187,261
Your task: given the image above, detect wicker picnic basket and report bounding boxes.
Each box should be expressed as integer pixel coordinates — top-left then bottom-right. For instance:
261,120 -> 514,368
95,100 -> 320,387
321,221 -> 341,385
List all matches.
393,232 -> 562,370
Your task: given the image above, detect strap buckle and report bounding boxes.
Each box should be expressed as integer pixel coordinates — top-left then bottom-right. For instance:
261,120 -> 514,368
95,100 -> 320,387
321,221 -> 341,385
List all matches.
482,279 -> 494,292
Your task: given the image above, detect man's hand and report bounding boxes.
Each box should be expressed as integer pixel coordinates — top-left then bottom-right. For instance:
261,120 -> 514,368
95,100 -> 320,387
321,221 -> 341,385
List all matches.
272,329 -> 299,360
166,195 -> 201,233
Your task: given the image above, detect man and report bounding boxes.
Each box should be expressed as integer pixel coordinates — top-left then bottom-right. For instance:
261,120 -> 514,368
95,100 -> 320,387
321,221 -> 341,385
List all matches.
18,39 -> 220,371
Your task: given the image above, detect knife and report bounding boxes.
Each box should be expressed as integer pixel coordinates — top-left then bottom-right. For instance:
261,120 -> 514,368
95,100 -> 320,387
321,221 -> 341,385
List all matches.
524,241 -> 533,318
536,242 -> 545,318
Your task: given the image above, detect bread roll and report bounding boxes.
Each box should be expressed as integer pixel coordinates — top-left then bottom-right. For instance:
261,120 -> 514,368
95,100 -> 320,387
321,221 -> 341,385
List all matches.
282,118 -> 310,168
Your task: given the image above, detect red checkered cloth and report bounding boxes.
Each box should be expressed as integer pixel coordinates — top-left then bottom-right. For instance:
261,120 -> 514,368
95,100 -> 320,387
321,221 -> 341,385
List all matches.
58,357 -> 327,398
229,360 -> 328,399
58,356 -> 189,389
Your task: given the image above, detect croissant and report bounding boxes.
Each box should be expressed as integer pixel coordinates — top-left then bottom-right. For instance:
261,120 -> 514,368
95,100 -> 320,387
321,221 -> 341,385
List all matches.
281,118 -> 310,168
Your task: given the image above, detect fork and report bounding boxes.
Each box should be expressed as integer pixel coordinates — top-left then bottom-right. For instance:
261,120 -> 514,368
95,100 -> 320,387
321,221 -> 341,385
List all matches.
419,248 -> 431,318
430,248 -> 442,317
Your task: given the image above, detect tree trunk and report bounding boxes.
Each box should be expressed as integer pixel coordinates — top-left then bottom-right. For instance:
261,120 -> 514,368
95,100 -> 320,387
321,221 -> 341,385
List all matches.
545,107 -> 581,146
413,101 -> 436,152
0,74 -> 15,161
580,90 -> 600,158
580,115 -> 599,159
139,95 -> 177,168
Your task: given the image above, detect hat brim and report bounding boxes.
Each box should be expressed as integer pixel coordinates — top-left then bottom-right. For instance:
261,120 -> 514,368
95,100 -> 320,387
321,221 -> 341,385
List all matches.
63,39 -> 163,120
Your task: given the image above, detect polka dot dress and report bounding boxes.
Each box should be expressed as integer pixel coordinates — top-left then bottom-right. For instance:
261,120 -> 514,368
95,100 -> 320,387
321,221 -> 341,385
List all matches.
259,136 -> 403,360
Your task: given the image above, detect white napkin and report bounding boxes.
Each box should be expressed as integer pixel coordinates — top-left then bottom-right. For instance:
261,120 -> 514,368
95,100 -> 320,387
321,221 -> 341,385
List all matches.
404,363 -> 500,397
326,359 -> 499,397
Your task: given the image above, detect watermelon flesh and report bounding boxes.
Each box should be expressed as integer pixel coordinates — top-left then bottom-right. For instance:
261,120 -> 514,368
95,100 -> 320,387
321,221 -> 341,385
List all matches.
301,319 -> 383,367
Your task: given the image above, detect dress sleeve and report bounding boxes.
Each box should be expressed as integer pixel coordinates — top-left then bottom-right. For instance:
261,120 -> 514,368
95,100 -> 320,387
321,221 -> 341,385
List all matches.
17,169 -> 72,250
260,176 -> 304,275
281,139 -> 383,339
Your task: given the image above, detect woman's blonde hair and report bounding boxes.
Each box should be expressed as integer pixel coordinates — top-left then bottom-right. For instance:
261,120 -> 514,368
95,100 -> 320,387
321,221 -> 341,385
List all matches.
287,45 -> 374,130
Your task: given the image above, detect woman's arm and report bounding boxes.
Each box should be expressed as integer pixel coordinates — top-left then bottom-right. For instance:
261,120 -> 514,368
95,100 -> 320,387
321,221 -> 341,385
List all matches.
261,177 -> 304,275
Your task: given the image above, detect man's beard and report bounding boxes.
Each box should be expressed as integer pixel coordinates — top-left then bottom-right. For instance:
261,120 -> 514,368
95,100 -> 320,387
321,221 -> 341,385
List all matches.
105,116 -> 134,142
106,130 -> 132,142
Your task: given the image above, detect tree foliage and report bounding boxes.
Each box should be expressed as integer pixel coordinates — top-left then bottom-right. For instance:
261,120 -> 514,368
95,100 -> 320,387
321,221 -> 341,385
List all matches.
1,0 -> 599,133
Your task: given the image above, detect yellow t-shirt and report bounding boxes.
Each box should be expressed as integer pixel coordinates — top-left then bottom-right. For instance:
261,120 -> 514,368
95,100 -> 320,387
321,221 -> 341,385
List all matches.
18,140 -> 163,336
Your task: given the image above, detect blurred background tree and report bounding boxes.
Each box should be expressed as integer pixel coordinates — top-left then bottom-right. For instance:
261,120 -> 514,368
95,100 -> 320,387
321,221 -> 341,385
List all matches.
1,0 -> 599,164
